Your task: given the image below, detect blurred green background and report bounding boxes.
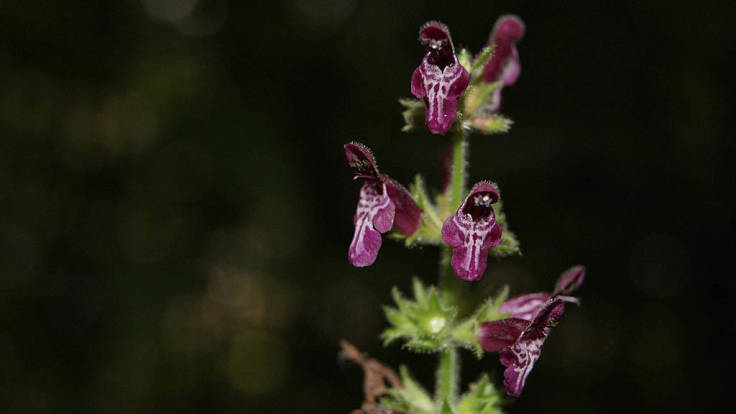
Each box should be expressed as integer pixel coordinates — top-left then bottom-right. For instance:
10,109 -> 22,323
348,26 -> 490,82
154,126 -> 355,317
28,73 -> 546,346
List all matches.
1,1 -> 733,412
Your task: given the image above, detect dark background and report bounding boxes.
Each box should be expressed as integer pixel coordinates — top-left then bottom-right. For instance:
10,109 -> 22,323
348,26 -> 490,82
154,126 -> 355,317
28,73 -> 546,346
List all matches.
1,1 -> 733,413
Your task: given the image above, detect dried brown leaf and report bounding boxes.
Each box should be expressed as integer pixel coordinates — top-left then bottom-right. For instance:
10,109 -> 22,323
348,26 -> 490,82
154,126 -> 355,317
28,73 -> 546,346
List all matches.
340,340 -> 405,414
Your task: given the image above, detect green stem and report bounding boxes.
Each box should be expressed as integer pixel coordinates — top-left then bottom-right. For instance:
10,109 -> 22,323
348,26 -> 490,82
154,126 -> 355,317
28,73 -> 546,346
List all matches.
435,347 -> 459,411
439,125 -> 469,305
435,125 -> 468,410
449,125 -> 467,211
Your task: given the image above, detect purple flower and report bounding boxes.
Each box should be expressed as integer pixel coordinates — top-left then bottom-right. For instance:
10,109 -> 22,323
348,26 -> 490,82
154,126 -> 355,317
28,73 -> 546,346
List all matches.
482,15 -> 525,112
499,265 -> 585,320
345,142 -> 422,267
410,22 -> 470,135
477,266 -> 586,397
441,182 -> 502,281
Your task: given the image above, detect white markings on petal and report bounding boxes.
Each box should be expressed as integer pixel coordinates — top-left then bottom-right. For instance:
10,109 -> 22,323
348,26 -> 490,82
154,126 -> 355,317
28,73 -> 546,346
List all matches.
418,56 -> 465,132
450,212 -> 497,277
505,335 -> 544,396
348,182 -> 395,266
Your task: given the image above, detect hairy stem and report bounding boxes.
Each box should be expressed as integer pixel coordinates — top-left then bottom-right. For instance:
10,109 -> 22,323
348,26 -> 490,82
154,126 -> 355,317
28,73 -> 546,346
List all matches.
439,125 -> 468,306
435,125 -> 468,410
435,347 -> 459,410
450,125 -> 467,211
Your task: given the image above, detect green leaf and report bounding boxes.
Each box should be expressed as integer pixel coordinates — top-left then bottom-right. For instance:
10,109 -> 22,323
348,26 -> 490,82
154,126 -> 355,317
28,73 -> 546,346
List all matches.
380,366 -> 435,414
456,374 -> 505,414
441,400 -> 456,414
492,286 -> 510,314
399,175 -> 444,247
410,175 -> 443,230
476,286 -> 511,323
400,366 -> 436,413
402,218 -> 443,246
450,317 -> 482,358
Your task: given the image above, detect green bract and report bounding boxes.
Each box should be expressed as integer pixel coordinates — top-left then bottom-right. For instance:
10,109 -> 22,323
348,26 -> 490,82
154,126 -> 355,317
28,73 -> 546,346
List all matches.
456,374 -> 506,414
382,278 -> 511,357
381,366 -> 436,414
382,278 -> 457,352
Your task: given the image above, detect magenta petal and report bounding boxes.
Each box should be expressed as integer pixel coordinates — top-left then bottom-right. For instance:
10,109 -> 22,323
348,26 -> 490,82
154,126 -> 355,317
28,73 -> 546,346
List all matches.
410,67 -> 426,99
500,296 -> 577,397
553,265 -> 586,296
483,15 -> 525,85
481,15 -> 524,114
441,182 -> 502,281
500,332 -> 543,397
413,57 -> 469,135
384,178 -> 421,236
348,182 -> 395,267
499,46 -> 521,86
477,318 -> 528,352
525,296 -> 577,337
411,22 -> 470,135
345,142 -> 380,180
344,142 -> 423,265
493,15 -> 526,45
498,293 -> 551,321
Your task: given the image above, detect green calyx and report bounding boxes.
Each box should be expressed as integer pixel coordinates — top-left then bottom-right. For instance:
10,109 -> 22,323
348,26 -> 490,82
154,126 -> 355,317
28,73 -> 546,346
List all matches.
382,278 -> 458,352
400,97 -> 426,132
382,278 -> 511,356
489,202 -> 521,257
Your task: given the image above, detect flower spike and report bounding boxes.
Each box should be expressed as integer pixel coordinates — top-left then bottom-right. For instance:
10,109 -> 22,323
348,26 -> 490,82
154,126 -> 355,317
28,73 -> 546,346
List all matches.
482,15 -> 525,112
345,142 -> 421,267
441,182 -> 503,281
411,22 -> 470,135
